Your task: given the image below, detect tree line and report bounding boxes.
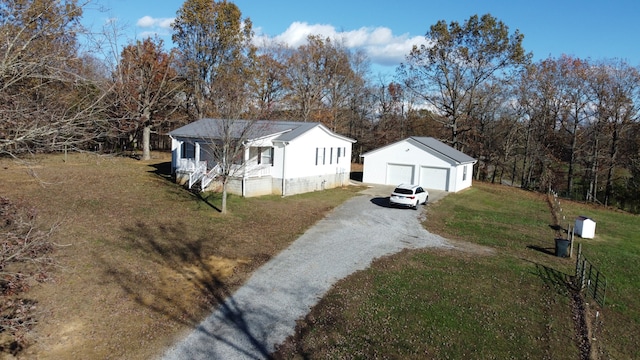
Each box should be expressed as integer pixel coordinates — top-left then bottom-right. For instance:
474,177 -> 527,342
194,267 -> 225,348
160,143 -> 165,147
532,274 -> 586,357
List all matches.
2,0 -> 639,212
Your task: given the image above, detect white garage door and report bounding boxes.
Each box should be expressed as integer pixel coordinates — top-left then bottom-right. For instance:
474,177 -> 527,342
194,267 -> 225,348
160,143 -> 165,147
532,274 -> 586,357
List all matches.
386,163 -> 414,185
420,166 -> 449,191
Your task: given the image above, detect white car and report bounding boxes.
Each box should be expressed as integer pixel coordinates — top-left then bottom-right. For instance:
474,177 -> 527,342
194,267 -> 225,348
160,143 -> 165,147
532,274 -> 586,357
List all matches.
389,184 -> 429,209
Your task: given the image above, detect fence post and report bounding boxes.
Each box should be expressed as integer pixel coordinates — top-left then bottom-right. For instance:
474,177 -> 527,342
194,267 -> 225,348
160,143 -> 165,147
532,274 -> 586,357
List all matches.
575,243 -> 582,277
594,271 -> 600,302
569,225 -> 574,258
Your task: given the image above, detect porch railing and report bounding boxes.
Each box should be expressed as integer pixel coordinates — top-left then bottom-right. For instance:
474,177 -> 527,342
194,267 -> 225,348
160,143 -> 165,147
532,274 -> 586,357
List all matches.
188,161 -> 207,189
177,158 -> 206,172
201,164 -> 221,190
224,163 -> 272,178
177,159 -> 273,190
243,164 -> 272,178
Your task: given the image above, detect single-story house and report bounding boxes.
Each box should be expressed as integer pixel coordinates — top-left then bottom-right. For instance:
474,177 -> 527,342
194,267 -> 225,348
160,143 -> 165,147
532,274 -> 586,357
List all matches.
361,137 -> 477,192
169,118 -> 356,197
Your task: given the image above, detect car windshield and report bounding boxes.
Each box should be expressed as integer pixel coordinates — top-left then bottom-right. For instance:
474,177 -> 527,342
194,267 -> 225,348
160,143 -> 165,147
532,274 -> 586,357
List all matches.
393,188 -> 414,195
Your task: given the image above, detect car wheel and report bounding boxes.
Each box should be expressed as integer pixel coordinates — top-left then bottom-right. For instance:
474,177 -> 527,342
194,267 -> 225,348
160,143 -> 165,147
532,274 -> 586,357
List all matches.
413,200 -> 418,210
425,195 -> 429,204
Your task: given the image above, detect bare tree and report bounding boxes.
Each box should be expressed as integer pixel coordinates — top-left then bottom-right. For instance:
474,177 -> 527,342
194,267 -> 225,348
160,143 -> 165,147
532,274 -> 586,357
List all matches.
247,42 -> 289,119
0,0 -> 110,157
399,13 -> 530,150
589,59 -> 640,205
284,35 -> 332,122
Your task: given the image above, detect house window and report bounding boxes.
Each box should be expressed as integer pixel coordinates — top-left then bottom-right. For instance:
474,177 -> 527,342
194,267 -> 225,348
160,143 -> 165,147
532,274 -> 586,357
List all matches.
316,147 -> 325,165
181,142 -> 195,159
330,147 -> 333,164
259,147 -> 273,166
337,147 -> 342,160
463,165 -> 468,181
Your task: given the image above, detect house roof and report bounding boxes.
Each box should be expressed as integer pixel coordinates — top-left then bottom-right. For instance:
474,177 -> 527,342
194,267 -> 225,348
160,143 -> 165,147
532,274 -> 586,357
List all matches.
361,137 -> 476,164
169,118 -> 355,143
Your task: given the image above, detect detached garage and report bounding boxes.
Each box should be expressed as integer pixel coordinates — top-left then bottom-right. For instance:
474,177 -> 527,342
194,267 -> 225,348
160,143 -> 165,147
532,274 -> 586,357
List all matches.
361,137 -> 477,192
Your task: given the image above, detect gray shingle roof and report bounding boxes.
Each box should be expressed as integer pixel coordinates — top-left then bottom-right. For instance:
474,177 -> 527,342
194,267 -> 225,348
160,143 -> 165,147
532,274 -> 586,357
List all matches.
361,137 -> 476,164
409,137 -> 476,164
169,119 -> 294,140
169,118 -> 357,144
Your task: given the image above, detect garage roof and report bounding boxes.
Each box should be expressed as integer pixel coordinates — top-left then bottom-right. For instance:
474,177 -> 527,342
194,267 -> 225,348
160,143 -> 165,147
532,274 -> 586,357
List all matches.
409,137 -> 476,164
361,137 -> 476,165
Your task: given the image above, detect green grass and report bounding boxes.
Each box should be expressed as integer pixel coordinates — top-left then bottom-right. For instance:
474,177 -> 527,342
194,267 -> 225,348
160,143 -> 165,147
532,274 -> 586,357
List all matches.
274,182 -> 640,359
554,201 -> 640,358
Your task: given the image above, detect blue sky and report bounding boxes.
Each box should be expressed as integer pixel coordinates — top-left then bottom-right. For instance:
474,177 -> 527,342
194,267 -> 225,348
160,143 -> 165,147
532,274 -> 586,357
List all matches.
83,0 -> 640,75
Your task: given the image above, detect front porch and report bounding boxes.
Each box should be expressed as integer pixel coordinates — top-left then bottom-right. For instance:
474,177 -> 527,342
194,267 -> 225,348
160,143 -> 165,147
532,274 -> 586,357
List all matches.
176,158 -> 273,177
172,139 -> 275,192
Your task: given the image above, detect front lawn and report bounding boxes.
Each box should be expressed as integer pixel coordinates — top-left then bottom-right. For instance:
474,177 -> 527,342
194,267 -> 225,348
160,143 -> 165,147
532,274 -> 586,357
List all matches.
274,182 -> 640,359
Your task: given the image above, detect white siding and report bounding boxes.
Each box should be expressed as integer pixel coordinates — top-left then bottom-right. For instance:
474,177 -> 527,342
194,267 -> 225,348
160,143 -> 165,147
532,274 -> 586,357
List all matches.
273,126 -> 352,196
363,140 -> 449,186
281,127 -> 351,179
386,164 -> 414,184
172,123 -> 354,197
362,139 -> 473,192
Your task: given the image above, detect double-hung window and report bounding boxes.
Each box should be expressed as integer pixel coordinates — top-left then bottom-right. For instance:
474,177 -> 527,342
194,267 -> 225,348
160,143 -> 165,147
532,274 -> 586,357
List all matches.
316,147 -> 326,165
182,142 -> 195,159
258,147 -> 274,166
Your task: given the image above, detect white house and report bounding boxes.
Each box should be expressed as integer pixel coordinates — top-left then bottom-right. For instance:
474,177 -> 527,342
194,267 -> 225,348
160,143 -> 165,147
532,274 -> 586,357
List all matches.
361,137 -> 477,192
169,119 -> 356,197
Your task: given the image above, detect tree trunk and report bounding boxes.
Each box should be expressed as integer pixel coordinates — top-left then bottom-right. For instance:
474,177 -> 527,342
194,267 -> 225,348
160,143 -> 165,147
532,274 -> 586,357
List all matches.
587,136 -> 599,202
221,178 -> 228,214
566,122 -> 578,197
604,124 -> 619,206
142,124 -> 152,161
521,120 -> 532,188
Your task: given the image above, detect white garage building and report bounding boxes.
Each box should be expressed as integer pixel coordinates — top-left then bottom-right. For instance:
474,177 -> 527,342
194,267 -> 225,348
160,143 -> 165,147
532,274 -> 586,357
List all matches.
361,137 -> 477,192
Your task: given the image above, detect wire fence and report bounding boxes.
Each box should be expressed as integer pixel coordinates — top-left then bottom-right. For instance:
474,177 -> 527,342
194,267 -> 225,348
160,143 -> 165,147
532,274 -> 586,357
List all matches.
575,243 -> 607,307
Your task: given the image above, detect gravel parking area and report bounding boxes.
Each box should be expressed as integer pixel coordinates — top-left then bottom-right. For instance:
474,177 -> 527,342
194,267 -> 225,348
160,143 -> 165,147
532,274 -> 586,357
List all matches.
161,186 -> 451,360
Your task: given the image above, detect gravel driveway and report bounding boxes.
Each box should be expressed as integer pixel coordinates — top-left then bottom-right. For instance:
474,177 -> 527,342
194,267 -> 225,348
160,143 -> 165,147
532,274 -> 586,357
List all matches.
161,185 -> 451,360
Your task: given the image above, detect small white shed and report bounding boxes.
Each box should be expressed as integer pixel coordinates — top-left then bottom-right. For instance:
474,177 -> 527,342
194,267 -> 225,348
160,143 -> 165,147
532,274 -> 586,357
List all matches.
361,137 -> 477,192
575,216 -> 596,239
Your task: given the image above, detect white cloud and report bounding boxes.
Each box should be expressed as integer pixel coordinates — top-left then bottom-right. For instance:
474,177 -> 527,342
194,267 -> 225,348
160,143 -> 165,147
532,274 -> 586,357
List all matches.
257,22 -> 429,71
132,16 -> 175,41
128,18 -> 428,72
157,18 -> 175,29
136,16 -> 174,30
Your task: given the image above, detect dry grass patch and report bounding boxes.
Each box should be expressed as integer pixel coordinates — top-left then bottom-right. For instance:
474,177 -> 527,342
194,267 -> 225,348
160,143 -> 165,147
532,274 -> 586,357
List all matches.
0,152 -> 360,359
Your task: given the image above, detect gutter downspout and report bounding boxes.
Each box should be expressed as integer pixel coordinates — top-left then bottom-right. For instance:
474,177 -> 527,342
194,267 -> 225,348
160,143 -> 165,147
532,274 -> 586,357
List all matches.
282,142 -> 289,196
242,143 -> 248,197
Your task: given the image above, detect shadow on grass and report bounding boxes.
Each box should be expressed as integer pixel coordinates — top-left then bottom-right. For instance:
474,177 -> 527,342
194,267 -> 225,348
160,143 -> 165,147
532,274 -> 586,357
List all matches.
147,161 -> 222,213
194,191 -> 222,213
97,221 -> 272,359
148,161 -> 173,182
533,262 -> 575,296
527,244 -> 556,256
